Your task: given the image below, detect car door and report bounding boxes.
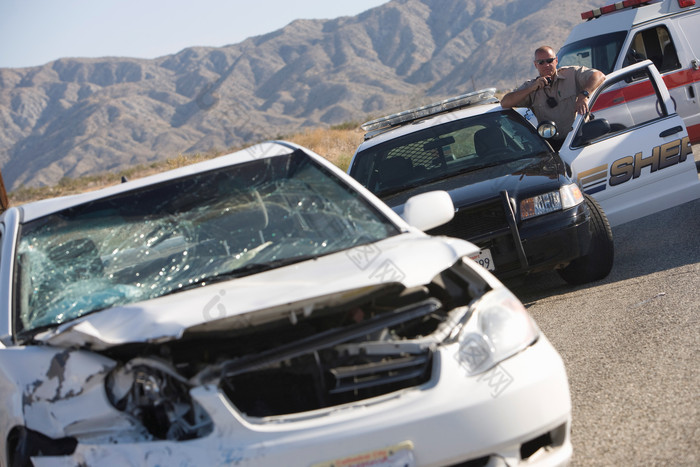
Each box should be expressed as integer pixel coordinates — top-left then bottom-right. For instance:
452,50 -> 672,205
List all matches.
559,60 -> 700,227
618,20 -> 700,144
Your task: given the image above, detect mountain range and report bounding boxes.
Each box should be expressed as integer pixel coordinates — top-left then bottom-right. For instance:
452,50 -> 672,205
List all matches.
0,0 -> 601,190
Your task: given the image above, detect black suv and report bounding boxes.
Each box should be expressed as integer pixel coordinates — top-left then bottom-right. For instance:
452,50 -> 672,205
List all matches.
348,90 -> 613,284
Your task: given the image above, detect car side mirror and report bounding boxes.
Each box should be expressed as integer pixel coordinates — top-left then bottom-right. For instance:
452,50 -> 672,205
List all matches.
401,190 -> 455,231
537,120 -> 558,139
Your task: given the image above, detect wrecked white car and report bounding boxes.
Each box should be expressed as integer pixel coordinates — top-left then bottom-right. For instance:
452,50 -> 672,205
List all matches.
0,142 -> 572,466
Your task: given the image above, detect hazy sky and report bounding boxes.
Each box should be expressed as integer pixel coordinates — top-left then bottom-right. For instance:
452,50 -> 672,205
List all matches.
0,0 -> 390,68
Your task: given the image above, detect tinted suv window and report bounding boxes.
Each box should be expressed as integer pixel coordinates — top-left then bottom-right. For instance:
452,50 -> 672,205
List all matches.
350,111 -> 551,196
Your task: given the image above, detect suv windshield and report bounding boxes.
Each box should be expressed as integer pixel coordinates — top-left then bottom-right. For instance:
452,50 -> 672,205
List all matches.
558,31 -> 628,75
350,110 -> 552,196
15,150 -> 399,333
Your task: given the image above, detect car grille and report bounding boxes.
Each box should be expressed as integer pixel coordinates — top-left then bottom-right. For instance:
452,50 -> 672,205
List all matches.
428,199 -> 509,240
427,198 -> 527,274
329,353 -> 432,395
218,299 -> 441,418
220,350 -> 433,417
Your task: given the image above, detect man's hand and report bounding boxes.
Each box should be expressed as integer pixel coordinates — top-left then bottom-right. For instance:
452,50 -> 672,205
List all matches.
533,76 -> 550,91
501,76 -> 551,108
575,94 -> 590,115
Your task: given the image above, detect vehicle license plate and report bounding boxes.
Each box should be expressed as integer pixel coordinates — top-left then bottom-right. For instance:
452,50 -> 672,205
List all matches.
311,441 -> 415,467
469,248 -> 495,271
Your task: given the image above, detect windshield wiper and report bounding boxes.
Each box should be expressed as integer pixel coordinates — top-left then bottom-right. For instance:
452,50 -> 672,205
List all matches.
377,180 -> 428,197
455,161 -> 505,174
226,254 -> 320,277
164,254 -> 320,294
379,160 -> 520,197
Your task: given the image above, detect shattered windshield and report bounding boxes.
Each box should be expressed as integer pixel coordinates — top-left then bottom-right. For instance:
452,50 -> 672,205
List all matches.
15,150 -> 399,333
350,111 -> 551,197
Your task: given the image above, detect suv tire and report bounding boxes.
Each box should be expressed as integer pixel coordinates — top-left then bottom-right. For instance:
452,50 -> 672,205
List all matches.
557,194 -> 614,285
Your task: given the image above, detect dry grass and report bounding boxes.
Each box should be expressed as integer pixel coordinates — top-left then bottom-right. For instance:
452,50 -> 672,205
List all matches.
6,126 -> 365,206
287,125 -> 365,171
8,152 -> 222,205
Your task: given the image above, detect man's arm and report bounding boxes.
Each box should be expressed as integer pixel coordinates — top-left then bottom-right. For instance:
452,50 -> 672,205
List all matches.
500,76 -> 549,108
575,69 -> 605,115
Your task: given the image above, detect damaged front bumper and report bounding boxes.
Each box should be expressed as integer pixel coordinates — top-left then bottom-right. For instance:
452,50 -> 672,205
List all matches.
21,335 -> 571,467
5,255 -> 571,467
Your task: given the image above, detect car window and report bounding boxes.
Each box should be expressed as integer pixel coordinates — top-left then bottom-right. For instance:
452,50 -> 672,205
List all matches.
14,150 -> 399,334
558,31 -> 628,75
350,111 -> 551,196
575,66 -> 670,147
622,26 -> 681,75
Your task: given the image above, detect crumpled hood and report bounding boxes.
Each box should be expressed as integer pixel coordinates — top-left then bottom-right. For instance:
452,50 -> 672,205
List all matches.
37,233 -> 479,350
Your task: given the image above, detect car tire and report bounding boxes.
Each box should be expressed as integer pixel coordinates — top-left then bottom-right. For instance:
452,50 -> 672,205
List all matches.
557,194 -> 614,285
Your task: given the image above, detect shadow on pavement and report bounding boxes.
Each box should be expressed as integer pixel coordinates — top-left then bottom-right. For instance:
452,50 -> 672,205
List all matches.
503,198 -> 700,305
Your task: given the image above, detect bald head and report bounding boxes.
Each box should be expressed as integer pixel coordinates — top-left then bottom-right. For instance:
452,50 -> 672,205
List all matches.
534,46 -> 555,60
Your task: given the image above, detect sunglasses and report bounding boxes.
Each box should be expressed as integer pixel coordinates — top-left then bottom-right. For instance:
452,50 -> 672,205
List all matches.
536,58 -> 556,65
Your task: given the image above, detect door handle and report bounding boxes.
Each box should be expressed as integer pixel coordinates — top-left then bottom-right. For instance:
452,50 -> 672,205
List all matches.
659,126 -> 683,137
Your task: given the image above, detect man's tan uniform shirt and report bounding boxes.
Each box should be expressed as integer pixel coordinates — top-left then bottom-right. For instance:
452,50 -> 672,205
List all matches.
512,66 -> 598,141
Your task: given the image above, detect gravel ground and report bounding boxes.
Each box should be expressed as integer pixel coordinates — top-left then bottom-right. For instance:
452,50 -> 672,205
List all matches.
505,192 -> 699,465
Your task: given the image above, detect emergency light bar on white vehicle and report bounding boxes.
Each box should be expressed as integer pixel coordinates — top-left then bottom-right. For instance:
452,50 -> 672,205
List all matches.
581,0 -> 695,20
361,88 -> 497,136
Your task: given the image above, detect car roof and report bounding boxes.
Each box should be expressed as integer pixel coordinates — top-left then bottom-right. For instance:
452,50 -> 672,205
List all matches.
357,101 -> 506,151
14,141 -> 300,222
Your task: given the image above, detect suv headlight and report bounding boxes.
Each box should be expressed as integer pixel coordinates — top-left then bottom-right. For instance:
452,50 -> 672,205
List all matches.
520,183 -> 583,220
456,288 -> 539,376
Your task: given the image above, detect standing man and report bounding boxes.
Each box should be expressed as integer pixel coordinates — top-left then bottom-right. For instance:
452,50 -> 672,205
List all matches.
500,45 -> 605,150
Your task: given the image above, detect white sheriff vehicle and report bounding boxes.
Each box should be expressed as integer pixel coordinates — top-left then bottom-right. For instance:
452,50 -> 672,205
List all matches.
523,60 -> 699,226
0,142 -> 572,466
558,0 -> 700,144
548,60 -> 700,226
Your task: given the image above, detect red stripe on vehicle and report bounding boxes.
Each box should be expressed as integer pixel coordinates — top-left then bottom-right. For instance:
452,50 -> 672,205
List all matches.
687,123 -> 700,144
592,68 -> 700,112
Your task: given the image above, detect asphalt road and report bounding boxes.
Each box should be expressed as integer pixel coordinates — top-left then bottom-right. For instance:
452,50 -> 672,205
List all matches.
504,192 -> 699,465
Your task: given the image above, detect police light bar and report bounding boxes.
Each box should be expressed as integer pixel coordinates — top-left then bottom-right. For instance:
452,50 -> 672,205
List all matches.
580,0 -> 652,20
361,88 -> 497,133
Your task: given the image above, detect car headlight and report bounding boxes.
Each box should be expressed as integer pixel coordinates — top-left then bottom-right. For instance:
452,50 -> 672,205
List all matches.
519,183 -> 584,220
456,288 -> 540,376
106,360 -> 213,441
